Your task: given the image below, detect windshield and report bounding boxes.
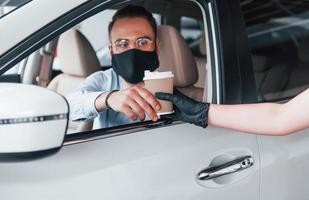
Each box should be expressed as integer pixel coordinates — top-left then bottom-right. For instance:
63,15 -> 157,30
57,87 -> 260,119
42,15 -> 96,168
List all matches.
0,0 -> 32,19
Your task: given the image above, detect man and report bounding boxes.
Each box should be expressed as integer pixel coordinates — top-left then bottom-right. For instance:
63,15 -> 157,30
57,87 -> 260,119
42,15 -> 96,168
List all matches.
67,5 -> 161,129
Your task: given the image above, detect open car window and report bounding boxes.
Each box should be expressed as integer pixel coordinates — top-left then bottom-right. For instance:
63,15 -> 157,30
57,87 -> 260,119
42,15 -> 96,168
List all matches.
0,0 -> 208,136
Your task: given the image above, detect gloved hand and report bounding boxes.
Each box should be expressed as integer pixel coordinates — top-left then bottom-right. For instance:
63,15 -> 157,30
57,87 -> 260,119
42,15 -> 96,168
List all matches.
155,89 -> 210,128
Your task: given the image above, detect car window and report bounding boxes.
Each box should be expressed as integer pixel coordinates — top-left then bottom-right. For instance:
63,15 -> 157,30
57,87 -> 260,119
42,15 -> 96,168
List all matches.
0,0 -> 32,19
57,4 -> 205,134
0,0 -> 207,135
242,0 -> 309,102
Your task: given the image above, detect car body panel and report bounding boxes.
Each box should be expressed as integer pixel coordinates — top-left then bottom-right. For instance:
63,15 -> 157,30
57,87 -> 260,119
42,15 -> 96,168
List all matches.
0,124 -> 259,200
0,0 -> 88,55
258,130 -> 309,200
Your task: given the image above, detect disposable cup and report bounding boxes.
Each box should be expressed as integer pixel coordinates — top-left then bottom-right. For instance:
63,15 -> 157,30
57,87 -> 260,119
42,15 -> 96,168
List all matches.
143,70 -> 174,116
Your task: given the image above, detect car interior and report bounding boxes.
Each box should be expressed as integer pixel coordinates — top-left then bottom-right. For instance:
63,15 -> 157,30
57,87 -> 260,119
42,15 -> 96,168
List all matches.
47,29 -> 102,132
242,0 -> 309,102
0,0 -> 208,133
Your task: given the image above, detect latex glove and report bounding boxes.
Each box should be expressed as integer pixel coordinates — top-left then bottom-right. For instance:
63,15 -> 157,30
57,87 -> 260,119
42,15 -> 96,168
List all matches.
155,89 -> 210,128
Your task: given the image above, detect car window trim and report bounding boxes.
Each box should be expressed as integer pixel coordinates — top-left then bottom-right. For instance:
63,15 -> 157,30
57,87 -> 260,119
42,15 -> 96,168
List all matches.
208,0 -> 257,104
64,119 -> 179,146
207,1 -> 221,103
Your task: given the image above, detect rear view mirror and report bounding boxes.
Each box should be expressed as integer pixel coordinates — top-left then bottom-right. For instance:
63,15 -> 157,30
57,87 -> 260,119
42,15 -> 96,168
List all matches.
0,83 -> 68,158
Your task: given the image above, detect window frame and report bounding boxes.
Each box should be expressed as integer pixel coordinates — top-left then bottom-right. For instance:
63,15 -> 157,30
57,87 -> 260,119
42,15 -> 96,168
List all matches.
206,0 -> 257,104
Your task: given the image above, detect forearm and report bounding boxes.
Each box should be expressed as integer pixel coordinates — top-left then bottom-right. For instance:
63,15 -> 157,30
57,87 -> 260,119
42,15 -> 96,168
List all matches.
94,92 -> 109,112
208,103 -> 287,135
156,88 -> 309,135
67,91 -> 105,121
208,89 -> 309,135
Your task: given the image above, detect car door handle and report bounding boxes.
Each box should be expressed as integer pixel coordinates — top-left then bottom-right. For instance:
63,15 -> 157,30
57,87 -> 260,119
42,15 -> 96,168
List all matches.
197,155 -> 254,181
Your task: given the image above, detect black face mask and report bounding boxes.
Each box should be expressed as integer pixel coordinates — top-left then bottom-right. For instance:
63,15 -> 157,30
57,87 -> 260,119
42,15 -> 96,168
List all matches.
111,49 -> 159,84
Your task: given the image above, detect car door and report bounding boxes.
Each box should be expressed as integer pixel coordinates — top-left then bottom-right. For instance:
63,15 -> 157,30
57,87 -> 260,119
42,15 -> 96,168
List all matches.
239,0 -> 309,199
0,0 -> 260,199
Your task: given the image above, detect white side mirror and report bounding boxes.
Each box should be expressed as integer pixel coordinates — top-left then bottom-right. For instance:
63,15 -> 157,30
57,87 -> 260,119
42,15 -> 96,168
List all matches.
0,83 -> 68,156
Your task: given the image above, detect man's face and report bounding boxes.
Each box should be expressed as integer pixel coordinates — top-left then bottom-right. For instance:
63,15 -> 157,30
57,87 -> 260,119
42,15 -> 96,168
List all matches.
109,17 -> 158,54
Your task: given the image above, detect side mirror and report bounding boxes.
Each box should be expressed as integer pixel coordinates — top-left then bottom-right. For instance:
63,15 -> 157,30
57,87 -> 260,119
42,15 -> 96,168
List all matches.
0,83 -> 68,158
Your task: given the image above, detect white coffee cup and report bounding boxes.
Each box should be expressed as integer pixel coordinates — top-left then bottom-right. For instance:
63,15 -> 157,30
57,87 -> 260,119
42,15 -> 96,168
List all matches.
143,70 -> 174,116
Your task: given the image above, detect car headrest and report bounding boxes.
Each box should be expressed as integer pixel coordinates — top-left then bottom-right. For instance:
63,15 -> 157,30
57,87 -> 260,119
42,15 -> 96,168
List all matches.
57,29 -> 101,77
157,25 -> 198,87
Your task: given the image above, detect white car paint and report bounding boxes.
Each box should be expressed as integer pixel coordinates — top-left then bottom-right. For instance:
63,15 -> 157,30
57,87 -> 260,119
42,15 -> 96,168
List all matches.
0,124 -> 260,200
0,0 -> 87,55
0,83 -> 68,152
258,132 -> 309,200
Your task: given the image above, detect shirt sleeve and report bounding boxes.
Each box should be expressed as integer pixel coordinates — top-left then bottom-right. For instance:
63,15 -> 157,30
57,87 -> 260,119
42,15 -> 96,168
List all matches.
66,71 -> 113,121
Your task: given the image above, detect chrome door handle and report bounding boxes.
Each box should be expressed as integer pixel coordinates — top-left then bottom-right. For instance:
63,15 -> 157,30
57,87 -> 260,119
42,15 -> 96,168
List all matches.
197,156 -> 253,181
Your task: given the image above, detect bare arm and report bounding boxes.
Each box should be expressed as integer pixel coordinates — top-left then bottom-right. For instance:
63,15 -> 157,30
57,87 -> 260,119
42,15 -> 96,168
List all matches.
208,89 -> 309,135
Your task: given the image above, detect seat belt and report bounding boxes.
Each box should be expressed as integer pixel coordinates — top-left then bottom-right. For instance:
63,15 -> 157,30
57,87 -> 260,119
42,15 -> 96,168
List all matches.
36,38 -> 58,87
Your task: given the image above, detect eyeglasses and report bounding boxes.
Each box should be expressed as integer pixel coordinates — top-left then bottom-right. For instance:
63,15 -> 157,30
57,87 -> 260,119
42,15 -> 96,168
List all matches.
111,37 -> 154,53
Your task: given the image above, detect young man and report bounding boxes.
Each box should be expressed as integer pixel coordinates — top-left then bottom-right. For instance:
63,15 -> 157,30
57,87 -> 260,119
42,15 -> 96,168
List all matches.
67,5 -> 161,129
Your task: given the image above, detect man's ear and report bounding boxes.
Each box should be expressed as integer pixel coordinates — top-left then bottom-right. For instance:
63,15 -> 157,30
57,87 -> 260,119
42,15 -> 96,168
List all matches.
156,38 -> 160,54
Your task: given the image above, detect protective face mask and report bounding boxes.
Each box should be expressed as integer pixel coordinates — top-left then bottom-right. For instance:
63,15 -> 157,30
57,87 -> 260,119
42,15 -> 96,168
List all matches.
111,49 -> 159,84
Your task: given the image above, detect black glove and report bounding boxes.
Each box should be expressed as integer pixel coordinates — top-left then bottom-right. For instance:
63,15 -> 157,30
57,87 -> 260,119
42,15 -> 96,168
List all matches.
155,89 -> 210,128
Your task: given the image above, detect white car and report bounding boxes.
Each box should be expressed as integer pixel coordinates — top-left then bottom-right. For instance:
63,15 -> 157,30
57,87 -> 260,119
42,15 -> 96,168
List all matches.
1,0 -> 309,199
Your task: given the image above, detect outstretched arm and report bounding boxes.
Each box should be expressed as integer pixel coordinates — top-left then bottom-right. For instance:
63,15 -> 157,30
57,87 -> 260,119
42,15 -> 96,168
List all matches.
209,89 -> 309,135
156,89 -> 309,136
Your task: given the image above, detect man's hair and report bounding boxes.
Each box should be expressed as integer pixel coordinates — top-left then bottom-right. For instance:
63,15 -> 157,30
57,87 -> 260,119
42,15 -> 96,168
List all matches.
108,5 -> 157,40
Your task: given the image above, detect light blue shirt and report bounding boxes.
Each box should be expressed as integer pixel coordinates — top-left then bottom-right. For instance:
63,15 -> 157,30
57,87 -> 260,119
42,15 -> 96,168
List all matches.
67,69 -> 137,129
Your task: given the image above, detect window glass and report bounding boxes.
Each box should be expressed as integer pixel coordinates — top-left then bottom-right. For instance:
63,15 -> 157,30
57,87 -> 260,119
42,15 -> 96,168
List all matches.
0,0 -> 32,19
242,0 -> 309,102
180,16 -> 203,46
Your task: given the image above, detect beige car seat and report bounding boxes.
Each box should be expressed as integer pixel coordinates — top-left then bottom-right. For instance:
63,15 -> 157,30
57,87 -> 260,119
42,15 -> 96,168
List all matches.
48,29 -> 101,133
194,33 -> 207,88
157,25 -> 204,101
252,40 -> 299,101
279,36 -> 309,98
